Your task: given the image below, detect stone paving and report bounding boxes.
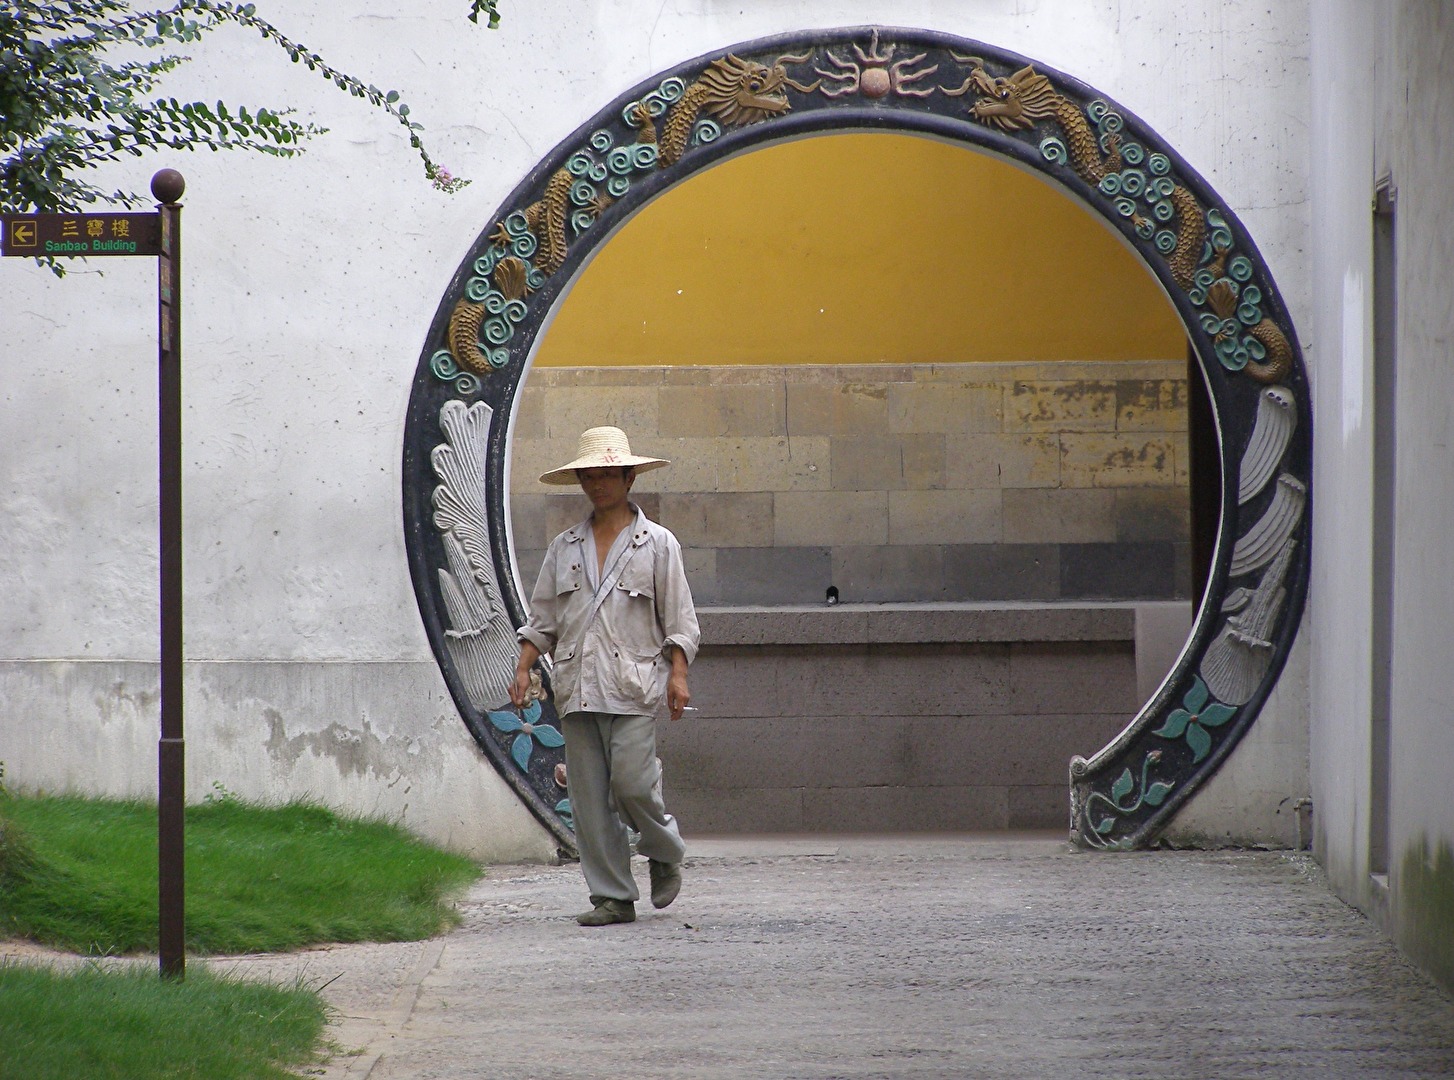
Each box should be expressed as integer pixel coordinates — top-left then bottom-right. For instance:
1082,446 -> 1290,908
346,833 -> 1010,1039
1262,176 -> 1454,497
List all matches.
8,833 -> 1454,1077
198,833 -> 1454,1079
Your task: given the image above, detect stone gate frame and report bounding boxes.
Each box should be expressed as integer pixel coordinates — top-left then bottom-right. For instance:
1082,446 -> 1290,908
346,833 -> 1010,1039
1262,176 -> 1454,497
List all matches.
402,26 -> 1311,853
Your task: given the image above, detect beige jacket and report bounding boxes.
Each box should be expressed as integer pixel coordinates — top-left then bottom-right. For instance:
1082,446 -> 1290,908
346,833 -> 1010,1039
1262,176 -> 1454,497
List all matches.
519,506 -> 700,718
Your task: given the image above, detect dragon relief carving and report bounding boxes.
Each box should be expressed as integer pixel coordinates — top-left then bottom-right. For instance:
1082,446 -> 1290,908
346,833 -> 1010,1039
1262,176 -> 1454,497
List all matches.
486,53 -> 816,288
947,57 -> 1206,291
489,168 -> 588,278
1205,258 -> 1294,384
632,52 -> 819,167
945,58 -> 1123,181
446,257 -> 533,374
447,298 -> 488,373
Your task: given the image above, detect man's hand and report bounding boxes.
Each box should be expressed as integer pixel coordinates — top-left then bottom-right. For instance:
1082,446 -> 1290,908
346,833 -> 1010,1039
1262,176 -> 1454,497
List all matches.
667,646 -> 691,722
511,641 -> 542,707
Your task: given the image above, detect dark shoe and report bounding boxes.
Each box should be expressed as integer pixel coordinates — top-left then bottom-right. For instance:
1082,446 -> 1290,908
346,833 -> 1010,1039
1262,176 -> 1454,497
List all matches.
649,859 -> 682,909
576,898 -> 635,926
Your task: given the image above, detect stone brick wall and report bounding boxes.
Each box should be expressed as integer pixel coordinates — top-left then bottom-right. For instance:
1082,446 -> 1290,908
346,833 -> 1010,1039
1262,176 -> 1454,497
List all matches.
510,361 -> 1190,604
659,606 -> 1143,832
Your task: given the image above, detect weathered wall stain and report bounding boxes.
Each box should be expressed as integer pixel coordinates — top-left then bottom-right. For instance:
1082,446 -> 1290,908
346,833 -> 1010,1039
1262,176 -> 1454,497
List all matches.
1398,835 -> 1454,995
1009,380 -> 1119,428
1091,443 -> 1170,471
93,679 -> 158,722
263,706 -> 425,785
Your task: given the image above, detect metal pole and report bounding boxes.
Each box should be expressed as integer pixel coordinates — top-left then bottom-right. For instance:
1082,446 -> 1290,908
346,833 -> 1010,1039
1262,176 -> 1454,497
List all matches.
153,168 -> 186,981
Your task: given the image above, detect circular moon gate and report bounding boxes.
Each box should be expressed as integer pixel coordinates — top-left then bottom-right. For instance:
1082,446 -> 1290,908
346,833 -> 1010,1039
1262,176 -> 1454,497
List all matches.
403,26 -> 1311,852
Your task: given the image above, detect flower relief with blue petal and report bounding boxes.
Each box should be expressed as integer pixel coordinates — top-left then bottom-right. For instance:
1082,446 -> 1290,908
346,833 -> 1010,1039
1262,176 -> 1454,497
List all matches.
486,700 -> 566,770
1152,677 -> 1237,763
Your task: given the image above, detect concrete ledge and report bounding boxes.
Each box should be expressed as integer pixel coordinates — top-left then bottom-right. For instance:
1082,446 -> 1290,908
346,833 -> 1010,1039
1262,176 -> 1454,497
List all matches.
668,602 -> 1175,833
0,659 -> 556,863
697,601 -> 1138,646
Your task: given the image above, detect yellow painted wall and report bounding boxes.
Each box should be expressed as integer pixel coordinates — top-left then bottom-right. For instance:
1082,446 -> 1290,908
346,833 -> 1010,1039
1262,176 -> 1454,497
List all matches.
535,132 -> 1186,367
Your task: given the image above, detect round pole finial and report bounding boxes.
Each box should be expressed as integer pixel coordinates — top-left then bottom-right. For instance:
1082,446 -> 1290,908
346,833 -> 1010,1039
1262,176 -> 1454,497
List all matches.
151,169 -> 186,204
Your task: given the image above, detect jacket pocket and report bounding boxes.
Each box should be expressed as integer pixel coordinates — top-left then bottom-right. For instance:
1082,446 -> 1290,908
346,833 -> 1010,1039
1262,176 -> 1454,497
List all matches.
618,647 -> 665,705
553,546 -> 584,596
616,560 -> 655,600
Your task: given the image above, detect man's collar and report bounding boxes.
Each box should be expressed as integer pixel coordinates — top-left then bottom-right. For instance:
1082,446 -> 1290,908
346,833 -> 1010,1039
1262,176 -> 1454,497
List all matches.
628,504 -> 651,547
564,503 -> 648,545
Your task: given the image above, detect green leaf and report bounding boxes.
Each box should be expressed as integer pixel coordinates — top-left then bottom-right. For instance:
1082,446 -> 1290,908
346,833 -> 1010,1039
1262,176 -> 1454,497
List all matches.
485,709 -> 522,733
1094,816 -> 1116,835
385,90 -> 400,103
1153,709 -> 1192,740
4,0 -> 460,216
1144,782 -> 1173,807
1186,722 -> 1212,764
1110,767 -> 1134,803
1183,677 -> 1209,714
1198,703 -> 1236,729
532,724 -> 565,749
510,732 -> 533,771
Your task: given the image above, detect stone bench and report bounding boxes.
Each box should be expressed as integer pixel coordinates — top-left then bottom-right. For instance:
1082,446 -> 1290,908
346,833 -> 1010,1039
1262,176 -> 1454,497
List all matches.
659,601 -> 1191,833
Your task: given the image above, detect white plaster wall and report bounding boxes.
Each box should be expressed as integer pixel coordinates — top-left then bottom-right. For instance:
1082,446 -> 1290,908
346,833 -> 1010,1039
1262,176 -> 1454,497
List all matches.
1307,0 -> 1378,903
1381,4 -> 1454,992
1306,1 -> 1454,992
1382,3 -> 1454,878
0,0 -> 1312,857
1301,0 -> 1454,940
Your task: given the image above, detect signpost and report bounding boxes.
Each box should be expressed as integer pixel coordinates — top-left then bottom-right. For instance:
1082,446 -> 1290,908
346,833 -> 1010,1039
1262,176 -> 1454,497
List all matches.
0,212 -> 161,257
3,170 -> 188,980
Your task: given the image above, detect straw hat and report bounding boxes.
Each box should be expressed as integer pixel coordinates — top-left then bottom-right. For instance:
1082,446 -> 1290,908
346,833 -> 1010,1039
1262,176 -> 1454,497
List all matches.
538,426 -> 670,486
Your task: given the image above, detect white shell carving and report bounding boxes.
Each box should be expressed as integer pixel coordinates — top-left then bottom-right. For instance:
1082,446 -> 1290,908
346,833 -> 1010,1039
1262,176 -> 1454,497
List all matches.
1230,473 -> 1306,577
1201,537 -> 1296,705
431,400 -> 517,710
1238,386 -> 1297,504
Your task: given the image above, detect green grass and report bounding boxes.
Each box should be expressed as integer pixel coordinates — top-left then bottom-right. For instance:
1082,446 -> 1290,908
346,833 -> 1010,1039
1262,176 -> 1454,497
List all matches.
0,961 -> 328,1079
0,793 -> 482,955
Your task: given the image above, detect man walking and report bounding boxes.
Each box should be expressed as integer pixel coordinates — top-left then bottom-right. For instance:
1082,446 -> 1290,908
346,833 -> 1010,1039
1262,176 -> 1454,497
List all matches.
511,426 -> 699,926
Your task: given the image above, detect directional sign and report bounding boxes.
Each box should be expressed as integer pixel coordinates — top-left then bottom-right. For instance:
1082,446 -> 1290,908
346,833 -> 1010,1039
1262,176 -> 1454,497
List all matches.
2,212 -> 161,257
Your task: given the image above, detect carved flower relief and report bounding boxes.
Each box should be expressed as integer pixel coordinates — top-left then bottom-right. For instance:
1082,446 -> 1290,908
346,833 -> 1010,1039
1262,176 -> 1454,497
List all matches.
1152,677 -> 1236,763
486,700 -> 566,770
553,762 -> 573,830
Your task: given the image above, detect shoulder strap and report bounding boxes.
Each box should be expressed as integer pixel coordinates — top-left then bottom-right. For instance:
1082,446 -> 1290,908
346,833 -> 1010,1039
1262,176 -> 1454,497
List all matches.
570,537 -> 639,654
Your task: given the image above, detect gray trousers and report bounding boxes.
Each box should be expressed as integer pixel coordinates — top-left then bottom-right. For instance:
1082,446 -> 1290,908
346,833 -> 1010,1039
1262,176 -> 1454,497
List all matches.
562,711 -> 685,903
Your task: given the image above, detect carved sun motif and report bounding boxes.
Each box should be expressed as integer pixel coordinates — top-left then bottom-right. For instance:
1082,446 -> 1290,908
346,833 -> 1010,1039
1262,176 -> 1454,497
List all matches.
815,29 -> 939,99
